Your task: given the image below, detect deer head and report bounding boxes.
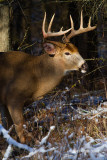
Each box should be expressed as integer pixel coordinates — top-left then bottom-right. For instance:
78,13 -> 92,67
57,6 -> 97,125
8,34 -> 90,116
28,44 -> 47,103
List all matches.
42,11 -> 96,74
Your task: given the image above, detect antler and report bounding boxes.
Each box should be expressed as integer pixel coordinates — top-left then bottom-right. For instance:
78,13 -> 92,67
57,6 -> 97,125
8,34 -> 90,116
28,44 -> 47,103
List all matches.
42,12 -> 72,39
63,10 -> 96,43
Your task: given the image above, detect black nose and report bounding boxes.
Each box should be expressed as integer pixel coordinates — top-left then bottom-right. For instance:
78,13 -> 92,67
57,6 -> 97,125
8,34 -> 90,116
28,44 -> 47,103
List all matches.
81,62 -> 88,71
80,62 -> 88,73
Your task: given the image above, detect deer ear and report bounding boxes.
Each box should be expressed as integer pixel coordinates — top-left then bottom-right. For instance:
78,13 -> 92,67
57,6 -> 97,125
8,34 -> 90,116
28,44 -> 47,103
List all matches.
43,43 -> 56,55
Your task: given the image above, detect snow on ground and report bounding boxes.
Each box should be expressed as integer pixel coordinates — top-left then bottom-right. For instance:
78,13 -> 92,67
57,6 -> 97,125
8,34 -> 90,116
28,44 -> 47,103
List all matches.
62,135 -> 107,160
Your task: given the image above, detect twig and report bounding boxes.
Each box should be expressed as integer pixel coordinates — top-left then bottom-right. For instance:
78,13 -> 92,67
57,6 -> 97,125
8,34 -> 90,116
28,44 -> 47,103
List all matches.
85,57 -> 106,62
16,0 -> 28,25
17,27 -> 29,50
20,41 -> 38,50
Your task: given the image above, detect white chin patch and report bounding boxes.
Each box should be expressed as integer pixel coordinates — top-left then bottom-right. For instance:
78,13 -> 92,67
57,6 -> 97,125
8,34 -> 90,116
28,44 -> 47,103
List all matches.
81,69 -> 86,73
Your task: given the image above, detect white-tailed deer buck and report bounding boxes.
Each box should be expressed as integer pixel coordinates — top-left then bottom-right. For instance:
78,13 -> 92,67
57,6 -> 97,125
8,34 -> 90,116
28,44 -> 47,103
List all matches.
0,11 -> 96,143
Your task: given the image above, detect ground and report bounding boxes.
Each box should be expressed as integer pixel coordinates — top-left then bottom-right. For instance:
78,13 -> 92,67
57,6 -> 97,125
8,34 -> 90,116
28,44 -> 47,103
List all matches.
0,82 -> 107,159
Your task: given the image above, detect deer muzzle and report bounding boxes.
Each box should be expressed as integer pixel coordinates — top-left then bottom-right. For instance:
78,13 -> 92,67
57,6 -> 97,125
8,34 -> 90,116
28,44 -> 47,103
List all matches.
79,62 -> 88,73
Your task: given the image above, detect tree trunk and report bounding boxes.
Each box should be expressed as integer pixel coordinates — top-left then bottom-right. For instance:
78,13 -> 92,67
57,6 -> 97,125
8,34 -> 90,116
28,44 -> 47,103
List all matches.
0,3 -> 10,52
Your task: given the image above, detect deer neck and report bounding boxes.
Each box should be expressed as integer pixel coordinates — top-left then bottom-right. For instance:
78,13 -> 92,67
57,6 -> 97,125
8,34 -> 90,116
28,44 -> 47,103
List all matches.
34,53 -> 64,79
33,54 -> 64,99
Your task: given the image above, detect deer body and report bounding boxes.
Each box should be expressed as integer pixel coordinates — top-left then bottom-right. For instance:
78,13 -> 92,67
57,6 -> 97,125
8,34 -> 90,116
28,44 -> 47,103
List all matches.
0,11 -> 96,143
0,42 -> 86,103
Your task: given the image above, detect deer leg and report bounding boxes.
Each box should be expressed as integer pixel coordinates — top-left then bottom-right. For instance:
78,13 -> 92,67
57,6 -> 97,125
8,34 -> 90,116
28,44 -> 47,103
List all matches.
0,104 -> 13,129
7,103 -> 26,143
7,102 -> 33,144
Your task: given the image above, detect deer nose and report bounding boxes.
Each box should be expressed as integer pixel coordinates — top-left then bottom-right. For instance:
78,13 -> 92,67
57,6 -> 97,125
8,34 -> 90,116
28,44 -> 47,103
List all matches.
80,62 -> 88,73
81,62 -> 88,70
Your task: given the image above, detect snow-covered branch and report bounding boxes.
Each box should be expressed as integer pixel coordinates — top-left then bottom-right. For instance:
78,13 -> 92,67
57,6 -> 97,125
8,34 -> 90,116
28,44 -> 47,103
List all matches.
0,124 -> 56,159
0,124 -> 34,152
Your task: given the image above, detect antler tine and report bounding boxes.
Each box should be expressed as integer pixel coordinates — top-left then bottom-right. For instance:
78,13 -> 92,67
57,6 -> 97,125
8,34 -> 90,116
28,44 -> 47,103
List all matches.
88,16 -> 96,30
42,12 -> 47,38
60,27 -> 63,32
63,10 -> 96,43
48,13 -> 55,32
70,15 -> 74,30
62,15 -> 74,43
42,12 -> 72,39
80,10 -> 83,29
88,17 -> 91,27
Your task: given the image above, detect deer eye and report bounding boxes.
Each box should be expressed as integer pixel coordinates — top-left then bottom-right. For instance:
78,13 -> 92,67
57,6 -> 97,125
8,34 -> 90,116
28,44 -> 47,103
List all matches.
65,52 -> 70,55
